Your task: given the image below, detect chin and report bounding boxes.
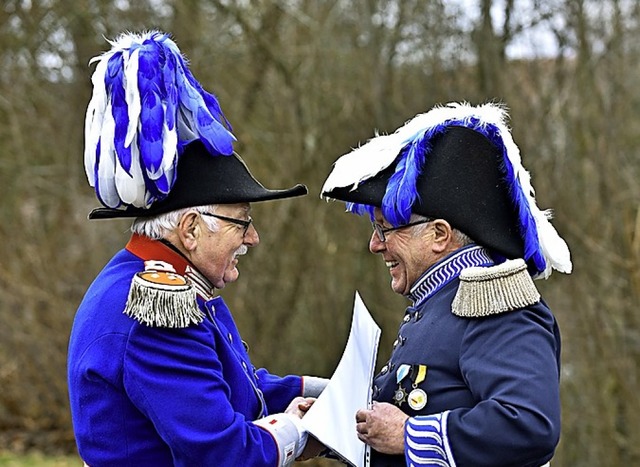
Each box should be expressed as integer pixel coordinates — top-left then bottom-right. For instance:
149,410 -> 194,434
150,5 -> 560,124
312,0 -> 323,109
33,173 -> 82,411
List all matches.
213,279 -> 227,289
390,281 -> 407,296
222,269 -> 240,286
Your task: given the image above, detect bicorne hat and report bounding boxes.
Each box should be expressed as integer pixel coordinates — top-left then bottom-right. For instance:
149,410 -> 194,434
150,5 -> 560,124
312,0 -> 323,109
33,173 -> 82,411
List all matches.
84,31 -> 306,220
321,102 -> 571,279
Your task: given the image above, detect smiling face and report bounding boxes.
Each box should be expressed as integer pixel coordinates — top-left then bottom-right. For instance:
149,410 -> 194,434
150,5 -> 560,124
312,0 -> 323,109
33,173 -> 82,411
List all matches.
368,208 -> 458,296
176,203 -> 259,289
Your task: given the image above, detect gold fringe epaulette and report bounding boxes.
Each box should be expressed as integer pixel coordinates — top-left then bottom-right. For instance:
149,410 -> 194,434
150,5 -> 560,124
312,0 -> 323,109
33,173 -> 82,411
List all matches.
124,261 -> 205,328
451,259 -> 541,318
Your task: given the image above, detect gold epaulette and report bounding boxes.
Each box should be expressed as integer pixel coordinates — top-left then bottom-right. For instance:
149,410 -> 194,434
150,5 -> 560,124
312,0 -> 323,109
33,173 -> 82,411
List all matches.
451,259 -> 541,318
123,261 -> 205,328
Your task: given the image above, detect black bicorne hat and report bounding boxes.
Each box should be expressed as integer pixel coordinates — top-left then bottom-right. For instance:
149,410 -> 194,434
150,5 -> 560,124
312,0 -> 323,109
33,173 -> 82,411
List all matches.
325,126 -> 523,259
89,140 -> 308,219
321,102 -> 572,279
84,31 -> 307,220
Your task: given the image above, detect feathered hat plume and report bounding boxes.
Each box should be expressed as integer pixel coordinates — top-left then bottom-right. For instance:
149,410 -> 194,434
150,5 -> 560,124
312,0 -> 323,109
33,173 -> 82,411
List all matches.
84,30 -> 236,209
321,102 -> 572,279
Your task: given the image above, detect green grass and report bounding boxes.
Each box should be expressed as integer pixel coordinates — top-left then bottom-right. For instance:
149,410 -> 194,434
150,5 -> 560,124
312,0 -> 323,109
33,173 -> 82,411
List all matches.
0,453 -> 80,466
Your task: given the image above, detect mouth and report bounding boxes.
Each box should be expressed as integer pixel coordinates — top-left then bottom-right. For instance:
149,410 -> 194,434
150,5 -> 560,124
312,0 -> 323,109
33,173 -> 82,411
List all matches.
234,245 -> 248,258
385,260 -> 399,270
230,245 -> 248,268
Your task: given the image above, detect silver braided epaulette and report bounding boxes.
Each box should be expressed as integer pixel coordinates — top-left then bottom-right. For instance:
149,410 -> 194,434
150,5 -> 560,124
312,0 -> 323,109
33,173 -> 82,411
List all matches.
452,259 -> 541,318
123,260 -> 205,328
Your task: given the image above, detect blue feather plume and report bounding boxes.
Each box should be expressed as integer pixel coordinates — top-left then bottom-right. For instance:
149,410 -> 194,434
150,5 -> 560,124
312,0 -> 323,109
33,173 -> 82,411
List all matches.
137,38 -> 165,177
475,120 -> 546,273
84,30 -> 236,209
381,127 -> 440,226
172,51 -> 234,156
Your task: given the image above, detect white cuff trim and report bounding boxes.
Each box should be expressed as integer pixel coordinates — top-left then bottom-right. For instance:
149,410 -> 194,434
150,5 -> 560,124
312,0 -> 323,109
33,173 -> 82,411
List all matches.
441,411 -> 456,467
254,413 -> 306,466
302,375 -> 329,397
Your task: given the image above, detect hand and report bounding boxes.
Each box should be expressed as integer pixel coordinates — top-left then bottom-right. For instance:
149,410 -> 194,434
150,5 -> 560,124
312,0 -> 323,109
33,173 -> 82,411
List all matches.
284,396 -> 316,418
355,402 -> 408,455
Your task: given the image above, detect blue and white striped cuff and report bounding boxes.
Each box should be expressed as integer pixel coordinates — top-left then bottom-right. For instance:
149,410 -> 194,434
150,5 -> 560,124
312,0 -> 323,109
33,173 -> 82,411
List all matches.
405,411 -> 456,467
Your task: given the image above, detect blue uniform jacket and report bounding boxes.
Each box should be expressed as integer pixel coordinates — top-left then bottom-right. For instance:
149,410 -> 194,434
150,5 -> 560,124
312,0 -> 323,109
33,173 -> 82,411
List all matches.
67,234 -> 304,466
370,246 -> 561,467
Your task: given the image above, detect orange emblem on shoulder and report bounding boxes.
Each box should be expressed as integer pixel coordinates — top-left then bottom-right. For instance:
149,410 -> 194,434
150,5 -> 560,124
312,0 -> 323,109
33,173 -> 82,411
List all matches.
138,271 -> 188,287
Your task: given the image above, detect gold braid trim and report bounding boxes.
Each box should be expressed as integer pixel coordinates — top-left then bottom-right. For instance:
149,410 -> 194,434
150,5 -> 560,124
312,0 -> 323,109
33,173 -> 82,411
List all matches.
124,270 -> 205,328
452,259 -> 541,318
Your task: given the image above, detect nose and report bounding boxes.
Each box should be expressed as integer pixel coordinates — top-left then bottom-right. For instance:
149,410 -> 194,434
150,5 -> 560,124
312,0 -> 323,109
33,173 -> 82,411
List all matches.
369,230 -> 385,254
244,223 -> 260,247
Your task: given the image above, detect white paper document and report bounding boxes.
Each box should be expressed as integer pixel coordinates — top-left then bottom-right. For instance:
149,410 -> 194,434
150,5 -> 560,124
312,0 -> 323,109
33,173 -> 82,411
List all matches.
301,291 -> 381,467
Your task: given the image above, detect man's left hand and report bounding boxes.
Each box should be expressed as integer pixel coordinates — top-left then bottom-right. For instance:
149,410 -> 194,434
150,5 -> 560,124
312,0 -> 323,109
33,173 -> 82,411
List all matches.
355,402 -> 408,455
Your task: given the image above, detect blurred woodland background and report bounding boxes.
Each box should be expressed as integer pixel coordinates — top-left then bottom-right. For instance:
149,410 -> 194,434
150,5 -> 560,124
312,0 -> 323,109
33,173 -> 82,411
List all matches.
0,0 -> 639,465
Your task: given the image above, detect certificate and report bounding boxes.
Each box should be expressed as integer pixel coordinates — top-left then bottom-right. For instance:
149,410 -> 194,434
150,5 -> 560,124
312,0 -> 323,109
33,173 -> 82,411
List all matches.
301,291 -> 381,467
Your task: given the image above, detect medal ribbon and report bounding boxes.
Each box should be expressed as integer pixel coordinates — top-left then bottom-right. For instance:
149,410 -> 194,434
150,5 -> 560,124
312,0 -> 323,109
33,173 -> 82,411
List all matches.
412,364 -> 427,388
396,364 -> 411,384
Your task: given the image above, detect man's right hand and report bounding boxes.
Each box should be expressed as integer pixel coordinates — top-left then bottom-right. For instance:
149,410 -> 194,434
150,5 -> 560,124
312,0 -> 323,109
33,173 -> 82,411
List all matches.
284,396 -> 316,418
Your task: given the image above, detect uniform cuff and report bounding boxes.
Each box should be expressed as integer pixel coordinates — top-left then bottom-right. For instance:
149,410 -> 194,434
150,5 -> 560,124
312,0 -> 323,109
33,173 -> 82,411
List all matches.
405,411 -> 456,467
254,413 -> 307,466
302,375 -> 329,398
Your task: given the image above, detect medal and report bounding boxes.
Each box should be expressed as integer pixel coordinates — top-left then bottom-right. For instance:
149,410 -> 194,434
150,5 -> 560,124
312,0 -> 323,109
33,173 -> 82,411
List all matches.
393,387 -> 408,405
408,388 -> 427,410
407,365 -> 428,410
393,364 -> 411,406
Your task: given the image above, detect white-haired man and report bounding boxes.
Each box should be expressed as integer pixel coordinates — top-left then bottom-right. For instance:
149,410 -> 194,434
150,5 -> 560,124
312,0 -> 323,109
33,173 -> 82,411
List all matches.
68,31 -> 325,467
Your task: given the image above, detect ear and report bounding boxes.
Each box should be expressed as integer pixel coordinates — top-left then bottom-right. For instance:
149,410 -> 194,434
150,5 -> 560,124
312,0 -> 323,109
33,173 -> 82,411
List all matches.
430,219 -> 455,254
176,211 -> 201,252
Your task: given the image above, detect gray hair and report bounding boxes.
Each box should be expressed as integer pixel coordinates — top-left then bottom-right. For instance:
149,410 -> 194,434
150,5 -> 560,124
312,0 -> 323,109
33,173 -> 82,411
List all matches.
131,205 -> 221,239
411,214 -> 474,247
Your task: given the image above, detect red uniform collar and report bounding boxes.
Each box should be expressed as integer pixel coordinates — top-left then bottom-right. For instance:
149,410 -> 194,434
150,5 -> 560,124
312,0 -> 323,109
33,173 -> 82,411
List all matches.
125,233 -> 216,300
126,233 -> 190,274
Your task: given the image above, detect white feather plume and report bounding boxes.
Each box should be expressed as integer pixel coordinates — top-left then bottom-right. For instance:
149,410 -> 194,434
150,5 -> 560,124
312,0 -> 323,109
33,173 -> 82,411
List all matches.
114,133 -> 147,207
95,104 -> 119,208
84,56 -> 110,187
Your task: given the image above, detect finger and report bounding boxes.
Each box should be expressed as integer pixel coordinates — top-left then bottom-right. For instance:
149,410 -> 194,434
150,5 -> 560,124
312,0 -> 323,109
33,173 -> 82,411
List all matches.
297,401 -> 311,411
355,409 -> 368,423
355,422 -> 368,435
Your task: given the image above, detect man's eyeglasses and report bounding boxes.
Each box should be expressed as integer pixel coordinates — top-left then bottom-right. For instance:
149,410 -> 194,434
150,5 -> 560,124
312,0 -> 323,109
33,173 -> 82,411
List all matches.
372,218 -> 433,242
201,212 -> 253,237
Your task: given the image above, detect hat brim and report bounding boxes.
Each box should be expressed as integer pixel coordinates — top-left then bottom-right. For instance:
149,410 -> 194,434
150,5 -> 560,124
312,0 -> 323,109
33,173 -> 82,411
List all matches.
89,140 -> 308,219
322,165 -> 392,208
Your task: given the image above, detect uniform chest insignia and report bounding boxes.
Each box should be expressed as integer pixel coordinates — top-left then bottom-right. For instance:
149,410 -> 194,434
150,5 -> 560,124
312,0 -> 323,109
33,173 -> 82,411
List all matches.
393,364 -> 411,406
407,364 -> 428,410
124,260 -> 205,328
452,258 -> 541,318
